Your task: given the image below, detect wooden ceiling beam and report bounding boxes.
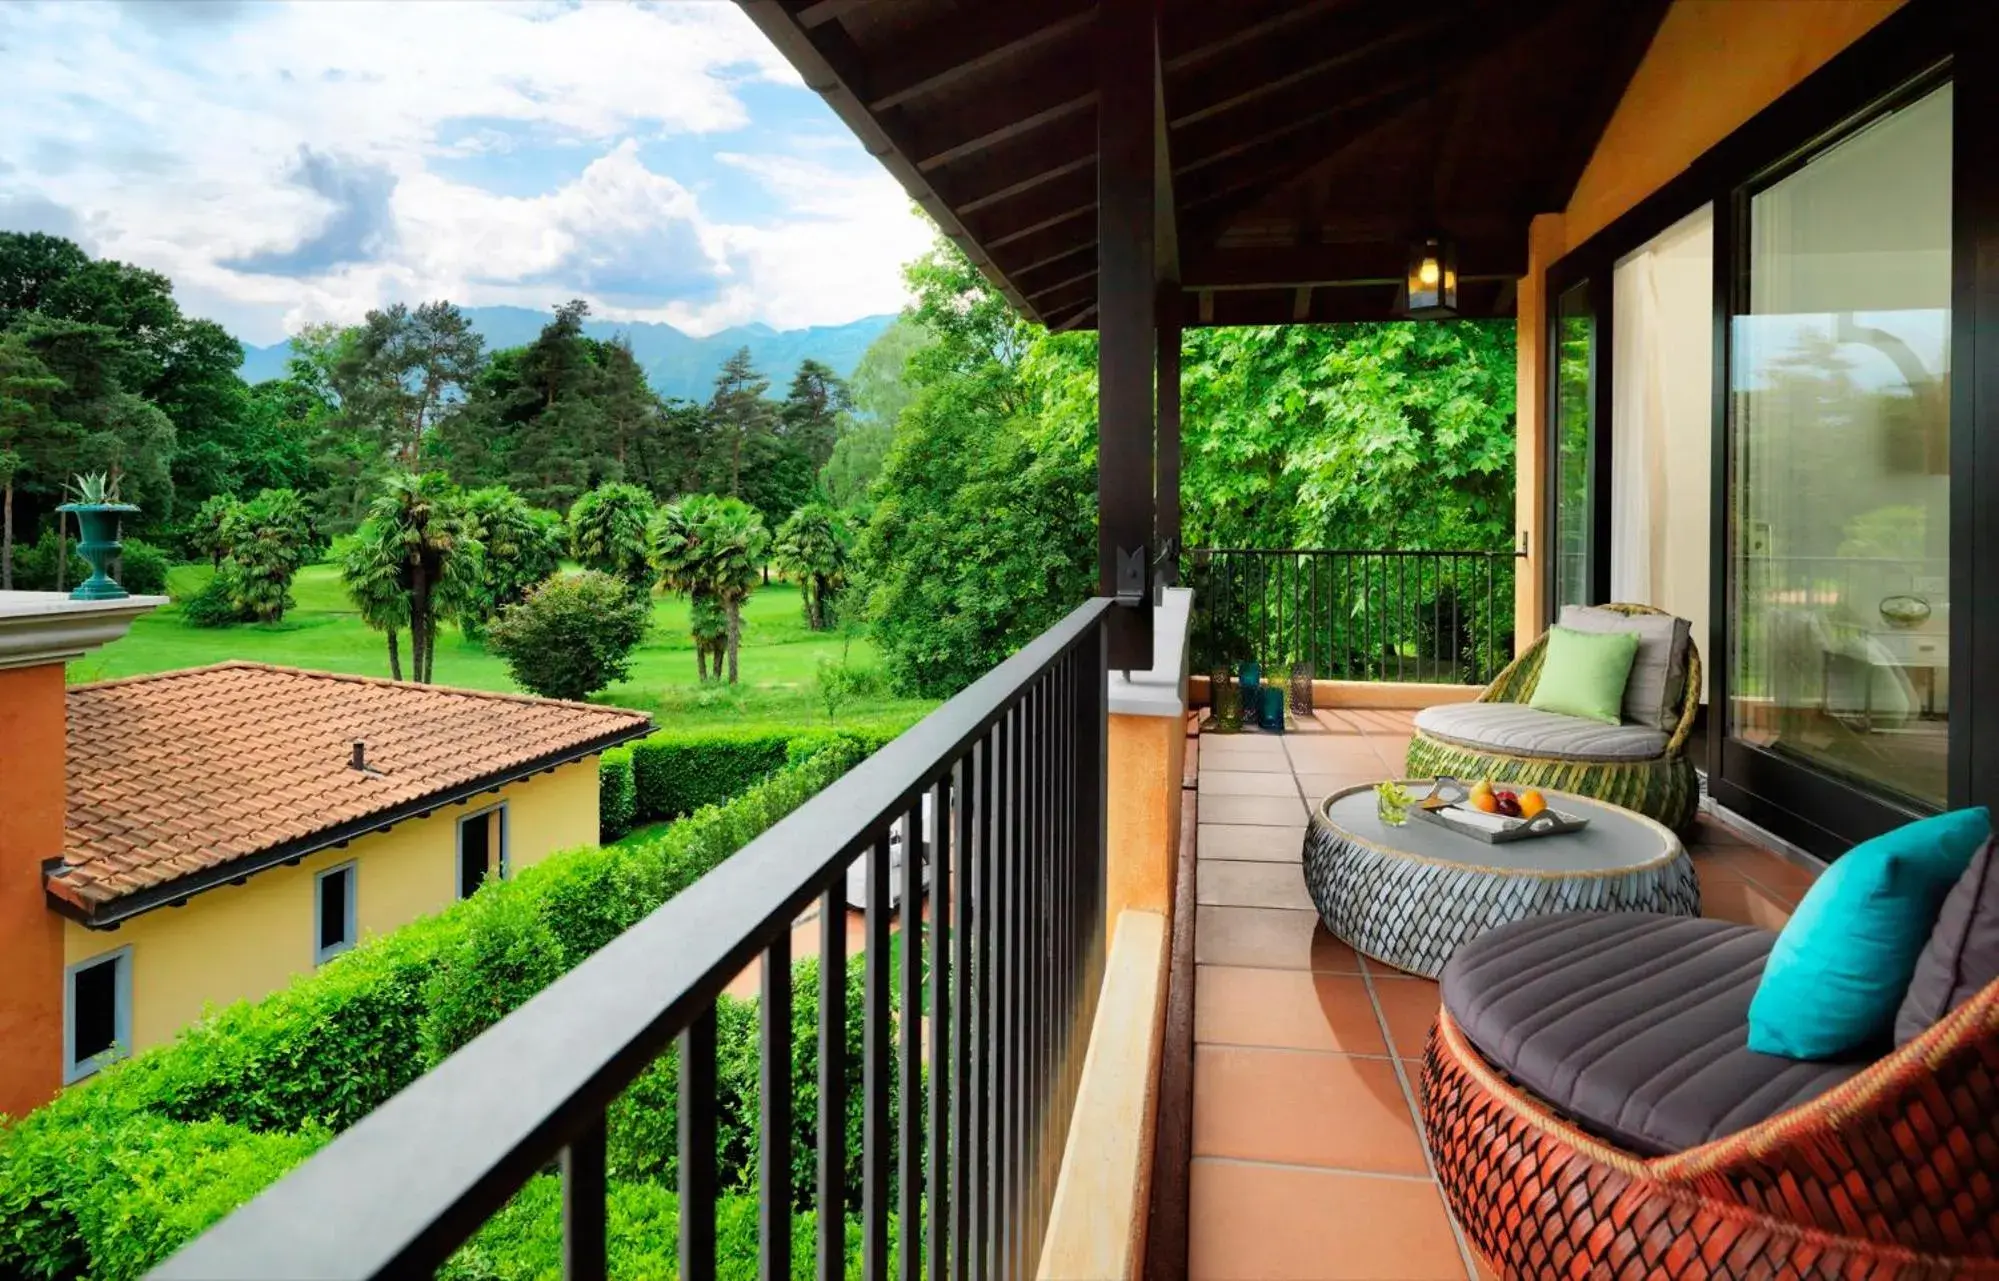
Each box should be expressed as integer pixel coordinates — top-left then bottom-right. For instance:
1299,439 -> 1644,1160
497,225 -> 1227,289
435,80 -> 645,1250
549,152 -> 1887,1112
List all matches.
1029,273 -> 1099,314
1173,278 -> 1515,328
954,143 -> 1094,216
990,220 -> 1098,278
1166,5 -> 1464,130
1022,263 -> 1099,302
984,196 -> 1096,251
1005,239 -> 1095,282
1182,237 -> 1526,289
907,51 -> 1097,173
866,1 -> 1092,113
792,0 -> 866,31
965,167 -> 1098,244
1162,0 -> 1343,75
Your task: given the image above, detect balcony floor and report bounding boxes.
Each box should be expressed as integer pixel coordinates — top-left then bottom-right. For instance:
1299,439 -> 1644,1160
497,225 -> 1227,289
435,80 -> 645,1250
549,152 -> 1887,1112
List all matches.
1186,709 -> 1819,1281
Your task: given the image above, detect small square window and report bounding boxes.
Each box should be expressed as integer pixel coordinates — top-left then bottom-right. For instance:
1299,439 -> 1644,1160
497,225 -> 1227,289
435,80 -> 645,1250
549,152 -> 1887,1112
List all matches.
316,862 -> 357,963
65,948 -> 131,1083
458,805 -> 508,899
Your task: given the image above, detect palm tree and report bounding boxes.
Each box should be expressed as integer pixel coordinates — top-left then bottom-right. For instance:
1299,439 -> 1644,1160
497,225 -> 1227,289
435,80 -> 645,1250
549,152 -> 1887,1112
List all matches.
352,472 -> 484,683
651,494 -> 770,684
567,482 -> 655,589
341,522 -> 410,680
772,502 -> 851,631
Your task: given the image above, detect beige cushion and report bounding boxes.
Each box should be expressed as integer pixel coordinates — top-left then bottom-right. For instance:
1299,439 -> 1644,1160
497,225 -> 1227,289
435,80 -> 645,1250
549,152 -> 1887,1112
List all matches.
1558,606 -> 1692,732
1414,702 -> 1668,762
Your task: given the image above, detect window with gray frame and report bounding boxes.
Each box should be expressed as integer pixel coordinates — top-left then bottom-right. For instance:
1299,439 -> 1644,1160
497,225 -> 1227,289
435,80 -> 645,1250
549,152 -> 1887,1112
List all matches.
457,804 -> 508,899
65,947 -> 132,1083
316,861 -> 357,964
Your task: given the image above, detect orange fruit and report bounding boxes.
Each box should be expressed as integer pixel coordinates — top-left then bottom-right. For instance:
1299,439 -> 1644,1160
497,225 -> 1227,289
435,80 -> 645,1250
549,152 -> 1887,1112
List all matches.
1469,791 -> 1500,814
1519,790 -> 1547,819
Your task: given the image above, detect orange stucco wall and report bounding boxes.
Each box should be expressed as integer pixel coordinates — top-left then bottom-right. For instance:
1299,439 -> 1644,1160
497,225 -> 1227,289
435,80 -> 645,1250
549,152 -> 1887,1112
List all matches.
1563,0 -> 1908,252
1106,712 -> 1184,944
0,664 -> 70,1118
1513,0 -> 1908,641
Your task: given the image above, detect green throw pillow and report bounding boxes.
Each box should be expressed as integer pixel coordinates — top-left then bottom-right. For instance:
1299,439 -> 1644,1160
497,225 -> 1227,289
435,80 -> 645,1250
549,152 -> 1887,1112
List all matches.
1748,807 -> 1990,1060
1526,626 -> 1639,725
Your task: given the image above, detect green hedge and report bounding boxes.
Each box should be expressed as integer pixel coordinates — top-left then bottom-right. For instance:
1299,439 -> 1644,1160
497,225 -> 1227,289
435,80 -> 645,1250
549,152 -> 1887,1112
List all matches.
0,741 -> 893,1280
599,721 -> 916,841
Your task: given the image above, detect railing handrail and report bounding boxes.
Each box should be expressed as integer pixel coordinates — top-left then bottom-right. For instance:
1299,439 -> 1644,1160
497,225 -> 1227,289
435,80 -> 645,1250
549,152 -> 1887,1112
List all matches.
155,597 -> 1118,1280
1189,546 -> 1524,557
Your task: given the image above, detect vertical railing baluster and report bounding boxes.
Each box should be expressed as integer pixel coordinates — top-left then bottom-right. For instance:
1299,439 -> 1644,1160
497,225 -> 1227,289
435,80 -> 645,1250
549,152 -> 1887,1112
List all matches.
929,773 -> 951,1281
561,1116 -> 607,1281
899,797 -> 922,1281
950,754 -> 974,1281
996,707 -> 1017,1280
679,1008 -> 718,1281
760,932 -> 793,1281
818,885 -> 847,1281
864,836 -> 892,1281
978,726 -> 999,1281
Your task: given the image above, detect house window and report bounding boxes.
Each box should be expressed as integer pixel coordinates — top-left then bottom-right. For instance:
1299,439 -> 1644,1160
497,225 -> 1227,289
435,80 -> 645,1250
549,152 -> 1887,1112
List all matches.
458,804 -> 508,899
65,947 -> 132,1083
316,862 -> 357,963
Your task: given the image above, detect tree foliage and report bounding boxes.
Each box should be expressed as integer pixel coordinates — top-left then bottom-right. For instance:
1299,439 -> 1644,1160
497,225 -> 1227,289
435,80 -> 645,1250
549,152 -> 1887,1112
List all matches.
650,494 -> 770,684
215,488 -> 320,623
452,485 -> 564,637
773,502 -> 851,631
346,472 -> 484,684
567,481 -> 656,589
487,570 -> 652,702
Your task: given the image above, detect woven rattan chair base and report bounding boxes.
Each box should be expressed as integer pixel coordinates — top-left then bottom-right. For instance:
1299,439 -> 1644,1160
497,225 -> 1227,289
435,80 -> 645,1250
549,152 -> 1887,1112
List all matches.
1406,731 -> 1702,835
1421,1006 -> 1999,1279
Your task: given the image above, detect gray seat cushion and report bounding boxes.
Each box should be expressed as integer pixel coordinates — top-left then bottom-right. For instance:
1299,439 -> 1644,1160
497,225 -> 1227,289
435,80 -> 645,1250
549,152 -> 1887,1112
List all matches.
1414,702 -> 1669,762
1558,606 -> 1693,732
1440,912 -> 1867,1157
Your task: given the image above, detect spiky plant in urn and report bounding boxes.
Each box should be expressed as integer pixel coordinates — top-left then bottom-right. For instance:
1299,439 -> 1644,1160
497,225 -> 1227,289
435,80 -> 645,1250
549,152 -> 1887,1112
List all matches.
56,472 -> 141,601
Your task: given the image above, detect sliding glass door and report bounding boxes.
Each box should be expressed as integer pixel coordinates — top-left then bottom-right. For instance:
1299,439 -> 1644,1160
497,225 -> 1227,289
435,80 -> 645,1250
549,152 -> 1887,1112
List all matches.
1724,78 -> 1953,825
1549,279 -> 1601,611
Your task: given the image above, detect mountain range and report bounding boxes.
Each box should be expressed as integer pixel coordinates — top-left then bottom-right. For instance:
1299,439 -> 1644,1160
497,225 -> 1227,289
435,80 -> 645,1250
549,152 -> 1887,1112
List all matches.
236,307 -> 897,402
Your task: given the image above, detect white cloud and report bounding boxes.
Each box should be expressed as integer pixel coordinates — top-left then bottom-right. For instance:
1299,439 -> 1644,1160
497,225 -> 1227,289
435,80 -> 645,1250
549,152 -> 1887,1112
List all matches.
0,0 -> 921,342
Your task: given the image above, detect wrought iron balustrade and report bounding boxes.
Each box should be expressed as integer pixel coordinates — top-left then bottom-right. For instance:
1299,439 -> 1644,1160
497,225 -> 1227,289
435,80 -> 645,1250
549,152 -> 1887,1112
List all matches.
1187,548 -> 1523,686
155,599 -> 1114,1281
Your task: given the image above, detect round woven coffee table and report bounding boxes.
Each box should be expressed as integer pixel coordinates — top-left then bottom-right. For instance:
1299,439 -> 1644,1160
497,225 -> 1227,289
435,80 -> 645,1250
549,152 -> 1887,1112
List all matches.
1302,780 -> 1698,978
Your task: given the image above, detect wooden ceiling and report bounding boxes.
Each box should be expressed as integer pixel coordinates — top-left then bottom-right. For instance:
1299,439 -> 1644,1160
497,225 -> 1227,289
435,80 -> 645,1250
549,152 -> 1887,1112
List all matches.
743,0 -> 1670,328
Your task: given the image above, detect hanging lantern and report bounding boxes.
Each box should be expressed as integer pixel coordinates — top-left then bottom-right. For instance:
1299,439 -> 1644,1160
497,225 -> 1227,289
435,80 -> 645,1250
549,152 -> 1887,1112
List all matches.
1405,236 -> 1459,319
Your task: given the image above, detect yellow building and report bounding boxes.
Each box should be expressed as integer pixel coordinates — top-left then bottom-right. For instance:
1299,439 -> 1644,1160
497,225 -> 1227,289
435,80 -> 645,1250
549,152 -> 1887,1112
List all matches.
43,662 -> 649,1081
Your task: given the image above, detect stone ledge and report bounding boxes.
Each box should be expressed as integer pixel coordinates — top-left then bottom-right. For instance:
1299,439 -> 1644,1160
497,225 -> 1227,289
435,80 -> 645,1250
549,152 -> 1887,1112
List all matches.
1108,587 -> 1193,718
0,592 -> 165,671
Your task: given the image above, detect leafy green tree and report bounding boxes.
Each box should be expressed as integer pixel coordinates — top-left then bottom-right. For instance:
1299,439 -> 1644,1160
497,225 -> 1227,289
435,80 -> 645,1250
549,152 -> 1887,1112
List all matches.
351,472 -> 485,683
819,420 -> 891,513
777,359 -> 851,470
334,302 -> 485,467
341,522 -> 412,680
651,494 -> 770,684
848,316 -> 932,432
454,486 -> 564,637
488,571 -> 652,702
0,332 -> 63,589
216,488 -> 318,622
705,347 -> 774,498
186,493 -> 238,568
772,502 -> 851,631
567,481 -> 655,589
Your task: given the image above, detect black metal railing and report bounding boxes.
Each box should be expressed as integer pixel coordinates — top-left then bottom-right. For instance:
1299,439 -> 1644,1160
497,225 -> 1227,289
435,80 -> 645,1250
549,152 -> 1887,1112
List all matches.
154,599 -> 1114,1281
1186,548 -> 1522,686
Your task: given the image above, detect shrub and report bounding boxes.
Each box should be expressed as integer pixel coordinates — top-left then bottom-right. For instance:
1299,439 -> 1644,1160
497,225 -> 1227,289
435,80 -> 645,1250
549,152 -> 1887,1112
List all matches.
217,488 -> 320,623
115,539 -> 170,596
488,571 -> 652,701
631,728 -> 794,822
598,746 -> 636,840
816,656 -> 891,720
177,567 -> 252,628
9,530 -> 88,592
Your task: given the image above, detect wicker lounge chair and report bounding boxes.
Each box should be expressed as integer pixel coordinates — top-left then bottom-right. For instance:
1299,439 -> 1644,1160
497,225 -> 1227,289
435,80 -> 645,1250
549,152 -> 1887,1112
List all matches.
1422,910 -> 1999,1278
1405,603 -> 1701,833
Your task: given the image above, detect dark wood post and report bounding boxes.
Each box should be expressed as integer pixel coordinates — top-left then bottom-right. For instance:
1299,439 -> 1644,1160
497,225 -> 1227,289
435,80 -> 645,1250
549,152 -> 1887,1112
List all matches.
1156,290 -> 1182,588
1098,0 -> 1157,668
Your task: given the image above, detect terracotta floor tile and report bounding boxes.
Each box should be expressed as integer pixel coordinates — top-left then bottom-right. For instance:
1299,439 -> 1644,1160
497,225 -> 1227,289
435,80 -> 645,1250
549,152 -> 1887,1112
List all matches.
1295,770 -> 1388,806
1199,770 -> 1305,798
1312,709 -> 1371,735
1701,877 -> 1794,931
1201,793 -> 1312,826
1285,737 -> 1390,768
1199,739 -> 1295,773
1197,824 -> 1305,863
1195,1046 -> 1428,1174
1196,967 -> 1387,1054
1369,972 -> 1443,1060
1199,859 -> 1315,911
1188,1160 -> 1469,1281
1196,905 -> 1358,972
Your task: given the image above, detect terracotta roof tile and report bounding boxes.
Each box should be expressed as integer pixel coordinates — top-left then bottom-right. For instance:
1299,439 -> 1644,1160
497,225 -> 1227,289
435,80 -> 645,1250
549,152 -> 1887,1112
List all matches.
56,663 -> 650,915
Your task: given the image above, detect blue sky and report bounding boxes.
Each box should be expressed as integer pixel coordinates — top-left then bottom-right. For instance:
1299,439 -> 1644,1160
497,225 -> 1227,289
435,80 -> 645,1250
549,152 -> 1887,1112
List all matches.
0,0 -> 930,345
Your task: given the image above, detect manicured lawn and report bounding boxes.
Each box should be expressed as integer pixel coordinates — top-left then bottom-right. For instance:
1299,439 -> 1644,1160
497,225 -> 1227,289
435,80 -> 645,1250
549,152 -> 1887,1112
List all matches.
74,563 -> 937,732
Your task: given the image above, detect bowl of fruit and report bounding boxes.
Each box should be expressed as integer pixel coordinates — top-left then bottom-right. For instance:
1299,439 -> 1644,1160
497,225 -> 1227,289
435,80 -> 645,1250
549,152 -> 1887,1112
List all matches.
1413,777 -> 1587,843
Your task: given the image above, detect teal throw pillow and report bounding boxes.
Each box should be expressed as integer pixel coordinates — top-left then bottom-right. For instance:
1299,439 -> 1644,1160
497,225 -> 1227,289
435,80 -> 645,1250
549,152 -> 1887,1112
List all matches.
1748,807 -> 1990,1060
1526,626 -> 1639,725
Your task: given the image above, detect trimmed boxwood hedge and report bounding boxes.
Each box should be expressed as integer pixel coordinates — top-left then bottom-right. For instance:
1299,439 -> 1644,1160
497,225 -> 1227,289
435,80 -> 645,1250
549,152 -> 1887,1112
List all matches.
598,720 -> 917,841
0,739 -> 902,1280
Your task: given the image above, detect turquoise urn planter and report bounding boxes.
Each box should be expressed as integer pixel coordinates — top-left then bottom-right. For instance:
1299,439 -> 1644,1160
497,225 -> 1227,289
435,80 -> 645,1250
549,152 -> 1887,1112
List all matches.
55,502 -> 140,601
